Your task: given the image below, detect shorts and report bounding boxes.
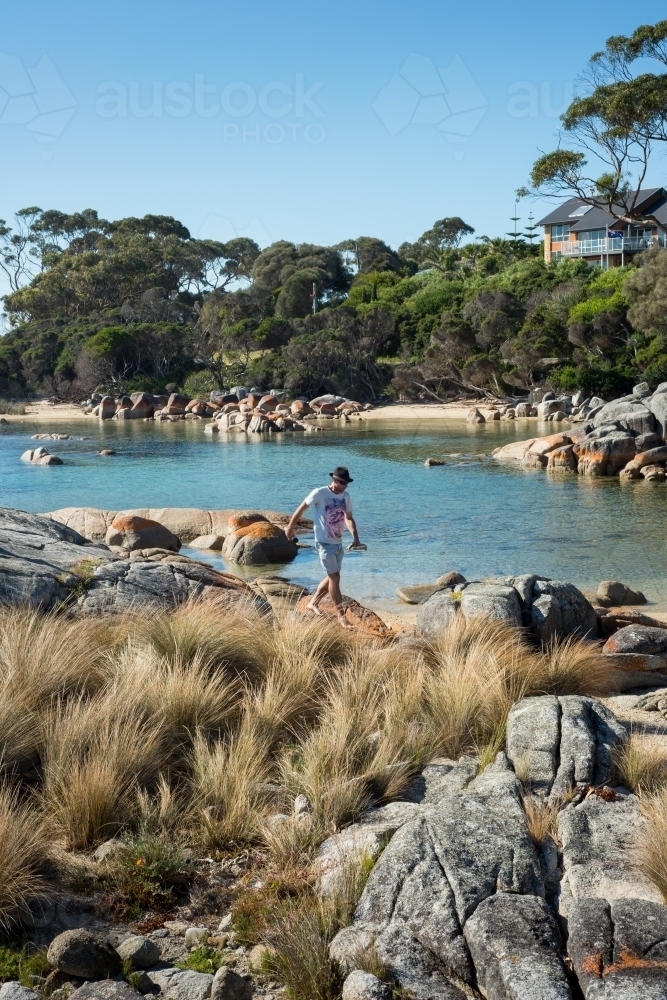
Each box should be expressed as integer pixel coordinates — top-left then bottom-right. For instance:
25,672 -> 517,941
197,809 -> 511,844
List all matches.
316,541 -> 344,575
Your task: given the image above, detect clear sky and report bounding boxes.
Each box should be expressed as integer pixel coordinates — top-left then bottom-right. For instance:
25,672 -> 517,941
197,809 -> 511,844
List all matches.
1,0 -> 665,255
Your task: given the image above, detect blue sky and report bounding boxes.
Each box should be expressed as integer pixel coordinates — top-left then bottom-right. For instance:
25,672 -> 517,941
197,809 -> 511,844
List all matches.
1,0 -> 666,257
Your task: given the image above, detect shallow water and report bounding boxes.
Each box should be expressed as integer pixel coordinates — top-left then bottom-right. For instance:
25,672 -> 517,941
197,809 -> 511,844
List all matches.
3,417 -> 667,611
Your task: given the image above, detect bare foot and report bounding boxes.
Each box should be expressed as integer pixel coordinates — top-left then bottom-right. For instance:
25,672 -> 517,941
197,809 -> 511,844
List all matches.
337,614 -> 354,630
306,599 -> 323,616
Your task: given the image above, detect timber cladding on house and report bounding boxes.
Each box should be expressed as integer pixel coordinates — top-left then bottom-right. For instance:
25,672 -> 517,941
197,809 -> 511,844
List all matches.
539,187 -> 667,267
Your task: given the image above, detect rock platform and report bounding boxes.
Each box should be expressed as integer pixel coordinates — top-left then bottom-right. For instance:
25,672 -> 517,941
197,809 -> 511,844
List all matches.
329,693 -> 667,1000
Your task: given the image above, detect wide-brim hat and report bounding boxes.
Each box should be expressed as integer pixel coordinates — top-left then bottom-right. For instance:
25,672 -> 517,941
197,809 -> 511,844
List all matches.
329,466 -> 353,483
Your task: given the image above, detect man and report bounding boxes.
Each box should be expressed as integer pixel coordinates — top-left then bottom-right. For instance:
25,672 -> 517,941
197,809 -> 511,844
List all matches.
285,465 -> 365,627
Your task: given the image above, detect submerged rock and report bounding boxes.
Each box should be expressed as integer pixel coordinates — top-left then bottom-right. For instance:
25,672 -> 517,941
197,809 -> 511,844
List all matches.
221,513 -> 298,565
105,514 -> 181,553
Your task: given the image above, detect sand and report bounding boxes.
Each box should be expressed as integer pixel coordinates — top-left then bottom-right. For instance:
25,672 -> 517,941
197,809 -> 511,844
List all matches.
1,401 -> 91,422
3,397 -> 544,426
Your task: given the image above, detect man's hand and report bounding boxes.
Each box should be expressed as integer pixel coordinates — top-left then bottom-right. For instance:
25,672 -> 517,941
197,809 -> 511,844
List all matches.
284,500 -> 308,543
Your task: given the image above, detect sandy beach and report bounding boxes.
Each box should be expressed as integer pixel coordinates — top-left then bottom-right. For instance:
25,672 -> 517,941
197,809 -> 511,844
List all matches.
3,398 -> 525,424
1,401 -> 90,422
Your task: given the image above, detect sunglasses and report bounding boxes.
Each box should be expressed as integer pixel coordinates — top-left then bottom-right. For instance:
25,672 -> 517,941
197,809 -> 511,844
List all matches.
332,478 -> 348,485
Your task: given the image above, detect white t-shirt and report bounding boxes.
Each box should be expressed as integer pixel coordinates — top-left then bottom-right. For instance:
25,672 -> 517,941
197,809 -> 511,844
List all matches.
303,485 -> 353,544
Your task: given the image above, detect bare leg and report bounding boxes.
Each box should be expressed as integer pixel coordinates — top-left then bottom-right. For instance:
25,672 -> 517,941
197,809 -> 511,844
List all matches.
306,575 -> 330,615
328,572 -> 352,628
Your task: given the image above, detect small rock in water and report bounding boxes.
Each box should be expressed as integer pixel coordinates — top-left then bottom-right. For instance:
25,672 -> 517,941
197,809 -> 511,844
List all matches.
396,584 -> 439,605
98,449 -> 116,456
424,457 -> 446,467
596,580 -> 646,607
436,571 -> 466,589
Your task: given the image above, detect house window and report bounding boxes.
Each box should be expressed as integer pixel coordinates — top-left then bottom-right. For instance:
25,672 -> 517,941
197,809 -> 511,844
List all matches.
551,224 -> 570,242
577,230 -> 606,243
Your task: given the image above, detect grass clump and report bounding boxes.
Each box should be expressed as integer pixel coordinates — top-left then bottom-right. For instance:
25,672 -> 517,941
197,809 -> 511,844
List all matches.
0,944 -> 50,987
99,831 -> 196,918
263,854 -> 375,1000
0,601 -> 619,940
0,786 -> 55,930
522,794 -> 561,845
176,946 -> 226,974
0,400 -> 25,415
635,789 -> 667,901
614,734 -> 667,795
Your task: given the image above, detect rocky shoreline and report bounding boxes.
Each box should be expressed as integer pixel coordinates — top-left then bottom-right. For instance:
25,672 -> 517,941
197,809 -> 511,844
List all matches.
493,380 -> 667,479
3,504 -> 667,1000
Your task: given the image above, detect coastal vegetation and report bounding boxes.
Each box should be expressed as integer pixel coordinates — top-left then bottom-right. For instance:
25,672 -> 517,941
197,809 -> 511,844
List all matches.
0,601 -> 611,931
3,206 -> 667,405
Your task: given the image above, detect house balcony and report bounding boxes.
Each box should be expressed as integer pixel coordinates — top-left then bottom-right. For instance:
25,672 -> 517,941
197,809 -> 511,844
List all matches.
555,236 -> 666,257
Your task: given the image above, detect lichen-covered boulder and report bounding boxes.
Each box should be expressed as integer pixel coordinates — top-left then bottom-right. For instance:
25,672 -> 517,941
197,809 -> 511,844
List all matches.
105,514 -> 181,553
460,583 -> 523,626
603,625 -> 667,655
568,898 -> 667,1000
297,593 -> 394,639
0,508 -> 113,609
221,513 -> 297,564
573,427 -> 636,476
596,580 -> 647,606
645,384 -> 667,438
547,444 -> 578,473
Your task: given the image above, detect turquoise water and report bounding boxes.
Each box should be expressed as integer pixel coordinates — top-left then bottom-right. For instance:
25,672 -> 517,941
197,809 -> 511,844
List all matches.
3,417 -> 667,611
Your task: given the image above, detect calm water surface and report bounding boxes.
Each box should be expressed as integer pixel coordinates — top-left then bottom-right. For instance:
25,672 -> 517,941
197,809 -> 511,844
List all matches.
2,417 -> 667,611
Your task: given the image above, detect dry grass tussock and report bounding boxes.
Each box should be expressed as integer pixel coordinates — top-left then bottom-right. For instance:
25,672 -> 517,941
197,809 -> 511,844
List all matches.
0,785 -> 55,929
0,602 -> 617,928
614,733 -> 667,796
635,789 -> 667,901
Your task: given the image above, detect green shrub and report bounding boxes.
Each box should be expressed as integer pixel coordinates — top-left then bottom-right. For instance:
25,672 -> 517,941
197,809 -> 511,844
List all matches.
183,370 -> 218,398
176,946 -> 226,974
0,945 -> 50,987
0,400 -> 26,415
100,831 -> 195,917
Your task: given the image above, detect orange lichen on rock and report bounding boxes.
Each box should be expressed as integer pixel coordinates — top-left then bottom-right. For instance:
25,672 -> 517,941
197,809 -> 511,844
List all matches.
110,514 -> 163,532
227,513 -> 269,531
234,521 -> 283,540
582,947 -> 667,978
297,594 -> 394,640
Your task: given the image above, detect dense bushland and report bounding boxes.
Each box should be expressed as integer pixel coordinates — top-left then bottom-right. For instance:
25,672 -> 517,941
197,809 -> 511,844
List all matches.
3,206 -> 667,402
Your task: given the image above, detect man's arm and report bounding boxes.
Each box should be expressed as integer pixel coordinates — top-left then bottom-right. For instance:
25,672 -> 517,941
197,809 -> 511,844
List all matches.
344,513 -> 362,547
285,501 -> 308,541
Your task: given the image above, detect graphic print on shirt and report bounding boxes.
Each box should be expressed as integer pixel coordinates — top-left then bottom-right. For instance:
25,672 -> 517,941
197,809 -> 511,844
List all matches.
324,497 -> 347,540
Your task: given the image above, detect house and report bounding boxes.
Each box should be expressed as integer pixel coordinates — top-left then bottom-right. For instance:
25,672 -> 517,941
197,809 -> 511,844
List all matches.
538,187 -> 667,267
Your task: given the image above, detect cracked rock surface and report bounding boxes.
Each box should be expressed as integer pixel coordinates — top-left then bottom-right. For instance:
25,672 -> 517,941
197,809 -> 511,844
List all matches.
330,696 -> 667,1000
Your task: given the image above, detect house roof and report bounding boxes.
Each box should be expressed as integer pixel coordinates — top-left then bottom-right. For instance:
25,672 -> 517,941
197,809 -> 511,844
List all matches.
538,188 -> 666,228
